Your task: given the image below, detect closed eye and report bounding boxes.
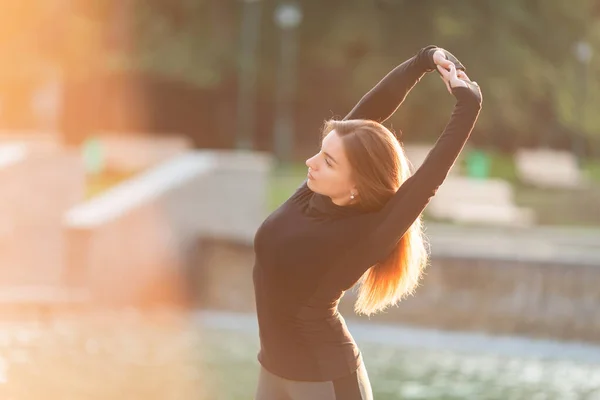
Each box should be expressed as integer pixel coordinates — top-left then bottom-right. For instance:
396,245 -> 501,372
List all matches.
319,150 -> 333,167
322,150 -> 338,167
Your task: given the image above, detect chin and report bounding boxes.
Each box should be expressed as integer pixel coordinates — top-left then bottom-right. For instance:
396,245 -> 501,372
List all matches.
306,179 -> 320,193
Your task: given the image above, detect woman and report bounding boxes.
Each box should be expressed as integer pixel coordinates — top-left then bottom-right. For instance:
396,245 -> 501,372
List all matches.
253,45 -> 482,399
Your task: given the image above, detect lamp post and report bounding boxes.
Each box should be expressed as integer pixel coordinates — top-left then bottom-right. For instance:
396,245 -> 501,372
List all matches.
236,0 -> 262,150
573,40 -> 592,165
273,2 -> 302,164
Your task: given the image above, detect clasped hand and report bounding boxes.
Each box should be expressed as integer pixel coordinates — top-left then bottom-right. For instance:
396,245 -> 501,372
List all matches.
433,49 -> 477,94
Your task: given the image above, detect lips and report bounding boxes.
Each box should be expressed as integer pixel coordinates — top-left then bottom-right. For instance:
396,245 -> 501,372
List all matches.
307,171 -> 314,180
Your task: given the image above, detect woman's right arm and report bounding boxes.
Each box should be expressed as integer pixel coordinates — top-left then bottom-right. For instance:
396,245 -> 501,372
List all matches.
343,45 -> 465,123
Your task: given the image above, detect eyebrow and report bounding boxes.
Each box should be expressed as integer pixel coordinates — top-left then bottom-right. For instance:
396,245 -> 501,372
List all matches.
323,151 -> 338,165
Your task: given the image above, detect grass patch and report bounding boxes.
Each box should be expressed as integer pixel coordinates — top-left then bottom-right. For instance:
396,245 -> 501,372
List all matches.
584,159 -> 600,182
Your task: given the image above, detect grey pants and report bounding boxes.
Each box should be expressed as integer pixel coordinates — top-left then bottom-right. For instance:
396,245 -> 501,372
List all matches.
255,361 -> 373,400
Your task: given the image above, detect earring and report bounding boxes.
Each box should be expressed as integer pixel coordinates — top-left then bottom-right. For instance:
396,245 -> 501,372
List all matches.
350,193 -> 355,200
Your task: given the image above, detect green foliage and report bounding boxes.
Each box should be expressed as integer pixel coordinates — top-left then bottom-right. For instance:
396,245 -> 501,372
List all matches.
372,0 -> 600,145
2,0 -> 600,149
119,0 -> 229,86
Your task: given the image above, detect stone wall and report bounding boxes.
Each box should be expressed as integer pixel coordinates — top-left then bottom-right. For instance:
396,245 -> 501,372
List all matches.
195,239 -> 600,344
63,151 -> 273,307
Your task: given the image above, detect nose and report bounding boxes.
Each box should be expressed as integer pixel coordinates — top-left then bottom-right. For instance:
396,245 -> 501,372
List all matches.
306,155 -> 317,170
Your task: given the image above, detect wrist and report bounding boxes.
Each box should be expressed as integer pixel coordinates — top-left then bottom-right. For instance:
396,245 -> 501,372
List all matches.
452,83 -> 483,107
420,45 -> 441,71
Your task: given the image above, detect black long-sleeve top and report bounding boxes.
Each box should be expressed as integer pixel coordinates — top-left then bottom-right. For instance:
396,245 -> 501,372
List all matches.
252,45 -> 482,382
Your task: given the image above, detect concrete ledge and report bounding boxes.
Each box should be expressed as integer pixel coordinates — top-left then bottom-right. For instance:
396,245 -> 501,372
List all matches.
427,177 -> 534,227
194,238 -> 600,344
66,152 -> 213,228
515,149 -> 589,189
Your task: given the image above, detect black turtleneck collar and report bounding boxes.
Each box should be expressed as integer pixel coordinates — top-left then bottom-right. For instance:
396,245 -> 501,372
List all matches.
306,191 -> 365,219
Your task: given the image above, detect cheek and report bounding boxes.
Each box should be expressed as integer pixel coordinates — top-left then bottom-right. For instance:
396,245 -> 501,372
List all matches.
321,170 -> 349,192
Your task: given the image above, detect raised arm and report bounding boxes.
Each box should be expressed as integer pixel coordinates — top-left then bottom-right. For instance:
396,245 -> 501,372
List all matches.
358,79 -> 482,265
343,45 -> 465,123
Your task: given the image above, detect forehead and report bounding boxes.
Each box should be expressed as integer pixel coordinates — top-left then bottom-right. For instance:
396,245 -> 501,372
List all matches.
322,130 -> 345,156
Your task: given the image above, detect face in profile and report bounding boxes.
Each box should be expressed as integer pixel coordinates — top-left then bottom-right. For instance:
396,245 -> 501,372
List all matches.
305,130 -> 358,206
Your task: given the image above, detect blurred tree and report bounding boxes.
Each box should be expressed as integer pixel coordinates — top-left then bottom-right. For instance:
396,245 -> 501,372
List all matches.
2,0 -> 600,156
367,0 -> 600,153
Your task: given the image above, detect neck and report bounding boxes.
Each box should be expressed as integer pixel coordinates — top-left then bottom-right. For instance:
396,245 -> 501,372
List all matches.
330,195 -> 356,207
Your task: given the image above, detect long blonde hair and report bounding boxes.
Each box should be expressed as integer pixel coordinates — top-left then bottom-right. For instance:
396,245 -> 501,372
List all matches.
323,119 -> 429,316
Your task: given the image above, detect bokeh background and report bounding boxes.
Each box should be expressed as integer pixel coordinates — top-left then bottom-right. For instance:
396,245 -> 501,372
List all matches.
1,1 -> 600,399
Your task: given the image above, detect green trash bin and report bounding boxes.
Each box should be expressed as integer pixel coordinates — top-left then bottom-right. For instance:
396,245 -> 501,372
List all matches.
466,149 -> 490,179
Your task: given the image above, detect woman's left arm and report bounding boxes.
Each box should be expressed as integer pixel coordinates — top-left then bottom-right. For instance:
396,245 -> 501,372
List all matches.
343,45 -> 465,123
361,70 -> 482,265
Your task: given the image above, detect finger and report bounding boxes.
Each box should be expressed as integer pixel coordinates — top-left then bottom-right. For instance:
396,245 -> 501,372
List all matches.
438,63 -> 457,82
437,64 -> 450,79
441,63 -> 456,80
440,59 -> 453,71
447,63 -> 458,79
440,74 -> 452,94
457,70 -> 470,81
